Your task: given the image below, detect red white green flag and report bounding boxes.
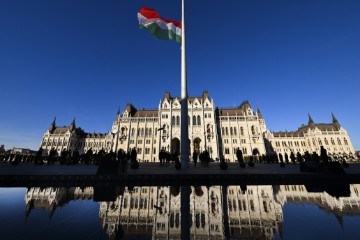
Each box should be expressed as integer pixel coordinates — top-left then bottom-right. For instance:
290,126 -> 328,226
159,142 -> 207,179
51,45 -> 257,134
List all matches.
138,6 -> 182,43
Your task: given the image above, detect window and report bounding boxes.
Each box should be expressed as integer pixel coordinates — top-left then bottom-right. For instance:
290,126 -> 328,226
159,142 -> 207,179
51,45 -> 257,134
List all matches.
242,147 -> 247,154
145,148 -> 150,154
137,140 -> 143,144
172,116 -> 176,125
176,116 -> 180,125
251,126 -> 255,135
131,128 -> 135,137
193,116 -> 196,125
230,127 -> 233,136
240,127 -> 244,136
225,148 -> 230,154
197,115 -> 201,125
233,127 -> 237,136
337,138 -> 341,145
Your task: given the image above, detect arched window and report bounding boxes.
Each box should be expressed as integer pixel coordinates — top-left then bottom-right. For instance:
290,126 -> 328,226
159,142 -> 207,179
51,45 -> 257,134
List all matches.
324,138 -> 329,145
193,116 -> 196,125
137,128 -> 141,136
331,138 -> 335,145
234,127 -> 237,136
225,127 -> 229,136
188,116 -> 190,125
230,127 -> 233,136
251,126 -> 255,135
149,128 -> 152,137
172,116 -> 176,125
222,127 -> 225,135
337,138 -> 341,145
141,128 -> 145,137
176,116 -> 180,125
197,116 -> 201,125
240,127 -> 244,136
344,138 -> 348,145
131,128 -> 135,137
318,138 -> 322,146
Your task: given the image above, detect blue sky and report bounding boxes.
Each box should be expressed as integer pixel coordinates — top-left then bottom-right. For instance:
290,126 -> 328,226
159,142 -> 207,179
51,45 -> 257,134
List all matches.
0,0 -> 359,151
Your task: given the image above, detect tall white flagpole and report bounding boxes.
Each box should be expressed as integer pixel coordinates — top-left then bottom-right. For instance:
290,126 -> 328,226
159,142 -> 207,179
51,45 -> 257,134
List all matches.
180,0 -> 189,169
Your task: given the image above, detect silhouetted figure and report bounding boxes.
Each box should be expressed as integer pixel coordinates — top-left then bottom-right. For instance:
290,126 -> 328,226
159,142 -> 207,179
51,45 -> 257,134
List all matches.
279,153 -> 285,167
248,156 -> 255,167
284,153 -> 289,164
193,150 -> 198,167
290,152 -> 296,164
296,152 -> 303,163
236,148 -> 244,164
320,146 -> 329,163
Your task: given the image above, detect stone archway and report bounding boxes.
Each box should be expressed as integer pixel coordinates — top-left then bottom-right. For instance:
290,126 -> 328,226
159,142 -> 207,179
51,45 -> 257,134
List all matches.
193,137 -> 201,153
171,138 -> 180,156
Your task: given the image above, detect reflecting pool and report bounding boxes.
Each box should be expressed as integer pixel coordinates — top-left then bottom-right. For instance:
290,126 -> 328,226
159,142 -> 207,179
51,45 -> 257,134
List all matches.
1,184 -> 360,239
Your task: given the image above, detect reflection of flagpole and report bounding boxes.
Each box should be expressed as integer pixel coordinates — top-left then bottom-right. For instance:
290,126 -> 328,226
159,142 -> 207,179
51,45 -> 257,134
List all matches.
180,0 -> 189,169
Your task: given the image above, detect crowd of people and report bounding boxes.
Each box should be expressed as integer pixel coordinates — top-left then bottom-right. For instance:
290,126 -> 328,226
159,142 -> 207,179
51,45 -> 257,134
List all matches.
0,146 -> 356,171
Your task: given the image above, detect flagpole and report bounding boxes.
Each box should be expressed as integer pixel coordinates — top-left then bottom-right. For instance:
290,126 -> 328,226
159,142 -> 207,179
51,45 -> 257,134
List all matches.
180,0 -> 189,169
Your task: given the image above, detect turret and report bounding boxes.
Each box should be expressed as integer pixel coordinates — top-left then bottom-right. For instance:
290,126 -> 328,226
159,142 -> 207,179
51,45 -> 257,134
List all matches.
48,117 -> 56,133
308,113 -> 315,129
332,113 -> 341,130
70,118 -> 76,132
115,106 -> 120,120
256,107 -> 263,119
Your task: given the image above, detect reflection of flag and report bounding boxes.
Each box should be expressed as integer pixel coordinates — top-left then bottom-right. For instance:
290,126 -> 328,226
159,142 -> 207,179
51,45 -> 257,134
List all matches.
138,6 -> 181,43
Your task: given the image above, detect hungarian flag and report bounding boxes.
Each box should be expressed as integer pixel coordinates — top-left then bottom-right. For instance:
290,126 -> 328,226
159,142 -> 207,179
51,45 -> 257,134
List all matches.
138,6 -> 181,43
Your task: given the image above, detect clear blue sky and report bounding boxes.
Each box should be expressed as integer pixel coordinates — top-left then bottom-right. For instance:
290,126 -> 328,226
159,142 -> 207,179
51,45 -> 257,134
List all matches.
0,0 -> 359,151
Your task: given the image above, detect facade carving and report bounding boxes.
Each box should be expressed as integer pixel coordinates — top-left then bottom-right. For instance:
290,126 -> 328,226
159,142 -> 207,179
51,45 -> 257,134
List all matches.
40,91 -> 356,162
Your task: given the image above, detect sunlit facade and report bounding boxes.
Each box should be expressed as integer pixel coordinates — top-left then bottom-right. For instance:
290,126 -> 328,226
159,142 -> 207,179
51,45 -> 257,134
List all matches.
40,91 -> 356,161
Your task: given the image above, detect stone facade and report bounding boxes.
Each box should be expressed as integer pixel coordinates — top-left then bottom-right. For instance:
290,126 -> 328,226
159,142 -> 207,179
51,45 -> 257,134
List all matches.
40,91 -> 356,161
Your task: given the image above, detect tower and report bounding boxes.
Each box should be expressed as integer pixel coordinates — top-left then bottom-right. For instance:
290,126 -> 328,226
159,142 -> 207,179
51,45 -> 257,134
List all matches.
308,113 -> 315,129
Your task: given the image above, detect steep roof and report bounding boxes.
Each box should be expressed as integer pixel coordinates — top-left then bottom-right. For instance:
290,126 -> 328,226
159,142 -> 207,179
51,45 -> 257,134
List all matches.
218,101 -> 253,116
133,109 -> 158,117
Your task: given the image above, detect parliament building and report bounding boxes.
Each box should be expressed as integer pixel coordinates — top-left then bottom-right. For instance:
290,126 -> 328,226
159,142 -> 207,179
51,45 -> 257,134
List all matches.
40,91 -> 356,161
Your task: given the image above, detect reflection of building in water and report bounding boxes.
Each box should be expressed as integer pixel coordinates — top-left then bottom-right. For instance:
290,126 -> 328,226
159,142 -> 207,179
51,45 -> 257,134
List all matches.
99,186 -> 282,239
275,184 -> 360,219
24,184 -> 360,239
25,187 -> 94,218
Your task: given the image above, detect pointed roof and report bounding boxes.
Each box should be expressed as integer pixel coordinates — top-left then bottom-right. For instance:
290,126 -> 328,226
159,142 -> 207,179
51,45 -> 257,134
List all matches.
70,118 -> 76,127
308,113 -> 315,129
308,113 -> 314,123
51,117 -> 56,126
332,112 -> 341,130
257,107 -> 263,119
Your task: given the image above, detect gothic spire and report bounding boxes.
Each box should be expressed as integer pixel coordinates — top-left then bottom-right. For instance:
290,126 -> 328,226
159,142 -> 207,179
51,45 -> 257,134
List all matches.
70,117 -> 76,131
308,113 -> 315,129
256,107 -> 263,119
51,116 -> 56,126
48,117 -> 56,132
332,112 -> 341,130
